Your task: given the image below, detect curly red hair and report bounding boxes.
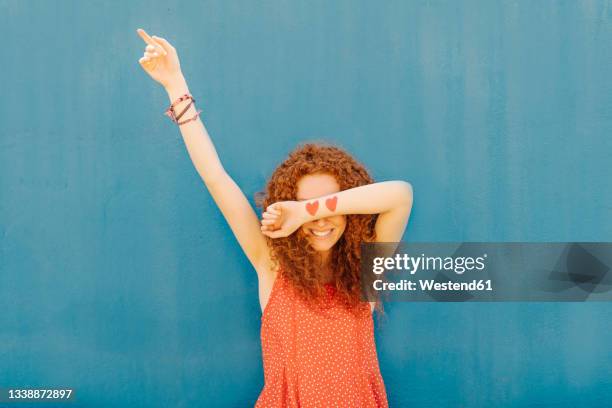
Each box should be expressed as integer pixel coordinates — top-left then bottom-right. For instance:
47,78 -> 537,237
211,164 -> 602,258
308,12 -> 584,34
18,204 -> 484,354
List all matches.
255,142 -> 379,311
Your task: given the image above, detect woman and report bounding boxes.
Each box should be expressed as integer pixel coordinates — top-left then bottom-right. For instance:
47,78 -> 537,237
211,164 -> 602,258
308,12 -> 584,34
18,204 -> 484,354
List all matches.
137,28 -> 413,407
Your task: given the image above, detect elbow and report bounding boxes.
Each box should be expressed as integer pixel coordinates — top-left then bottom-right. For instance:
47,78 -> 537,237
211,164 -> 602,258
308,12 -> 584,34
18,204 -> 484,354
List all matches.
203,170 -> 229,189
398,181 -> 413,207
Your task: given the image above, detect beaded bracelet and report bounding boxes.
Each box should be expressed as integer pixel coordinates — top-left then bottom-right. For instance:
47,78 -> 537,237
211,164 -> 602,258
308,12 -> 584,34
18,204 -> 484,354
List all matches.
164,93 -> 202,125
177,109 -> 203,125
164,93 -> 191,120
174,98 -> 194,121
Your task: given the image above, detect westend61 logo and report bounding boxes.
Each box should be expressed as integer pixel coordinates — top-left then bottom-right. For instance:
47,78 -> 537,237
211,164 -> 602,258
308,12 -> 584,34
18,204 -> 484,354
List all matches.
372,253 -> 488,275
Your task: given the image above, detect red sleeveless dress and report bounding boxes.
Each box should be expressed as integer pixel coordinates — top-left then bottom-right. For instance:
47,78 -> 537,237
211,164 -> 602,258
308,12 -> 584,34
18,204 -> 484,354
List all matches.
256,272 -> 388,407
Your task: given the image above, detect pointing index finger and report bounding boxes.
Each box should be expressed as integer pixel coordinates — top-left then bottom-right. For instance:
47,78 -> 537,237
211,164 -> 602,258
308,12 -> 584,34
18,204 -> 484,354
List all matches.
137,28 -> 156,46
137,28 -> 166,55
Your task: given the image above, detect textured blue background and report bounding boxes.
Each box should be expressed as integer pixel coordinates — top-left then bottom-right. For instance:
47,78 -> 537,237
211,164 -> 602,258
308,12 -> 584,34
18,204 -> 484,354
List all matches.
1,1 -> 611,407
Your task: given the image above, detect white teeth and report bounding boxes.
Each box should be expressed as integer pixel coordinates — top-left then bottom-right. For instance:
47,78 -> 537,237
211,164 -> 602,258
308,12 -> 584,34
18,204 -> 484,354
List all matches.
312,229 -> 332,237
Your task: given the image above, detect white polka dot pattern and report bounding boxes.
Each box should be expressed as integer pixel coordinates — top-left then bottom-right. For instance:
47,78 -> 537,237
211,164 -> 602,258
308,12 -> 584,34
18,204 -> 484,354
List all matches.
256,272 -> 389,407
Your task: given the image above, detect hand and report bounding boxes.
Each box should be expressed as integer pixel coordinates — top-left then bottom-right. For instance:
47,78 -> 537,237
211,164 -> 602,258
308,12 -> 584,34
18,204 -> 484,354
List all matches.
136,28 -> 183,88
260,201 -> 305,239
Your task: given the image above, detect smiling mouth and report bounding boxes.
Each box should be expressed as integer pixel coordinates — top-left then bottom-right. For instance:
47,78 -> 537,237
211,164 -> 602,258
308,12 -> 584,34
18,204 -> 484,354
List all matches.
310,228 -> 333,238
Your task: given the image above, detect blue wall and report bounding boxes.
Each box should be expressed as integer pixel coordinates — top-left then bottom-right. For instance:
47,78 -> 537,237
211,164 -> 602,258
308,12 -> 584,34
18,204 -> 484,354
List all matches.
1,1 -> 611,406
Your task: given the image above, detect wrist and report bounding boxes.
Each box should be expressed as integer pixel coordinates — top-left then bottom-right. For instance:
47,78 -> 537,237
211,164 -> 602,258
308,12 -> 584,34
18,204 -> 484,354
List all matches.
300,209 -> 312,225
164,75 -> 189,99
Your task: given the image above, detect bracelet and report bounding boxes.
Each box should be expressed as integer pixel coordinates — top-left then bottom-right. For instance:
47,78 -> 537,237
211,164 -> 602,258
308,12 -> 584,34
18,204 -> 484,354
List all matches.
164,93 -> 198,124
177,109 -> 203,126
174,99 -> 194,121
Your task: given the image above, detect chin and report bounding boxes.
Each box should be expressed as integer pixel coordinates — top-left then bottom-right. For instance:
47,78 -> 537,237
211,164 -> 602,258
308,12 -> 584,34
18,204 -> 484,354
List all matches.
310,241 -> 336,252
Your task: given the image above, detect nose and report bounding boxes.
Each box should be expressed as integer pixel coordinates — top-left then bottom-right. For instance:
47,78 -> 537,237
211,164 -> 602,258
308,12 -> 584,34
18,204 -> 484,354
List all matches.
315,218 -> 328,227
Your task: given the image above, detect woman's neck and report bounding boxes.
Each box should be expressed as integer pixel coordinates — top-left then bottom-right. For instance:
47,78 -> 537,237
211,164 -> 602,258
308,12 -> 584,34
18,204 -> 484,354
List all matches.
317,251 -> 334,283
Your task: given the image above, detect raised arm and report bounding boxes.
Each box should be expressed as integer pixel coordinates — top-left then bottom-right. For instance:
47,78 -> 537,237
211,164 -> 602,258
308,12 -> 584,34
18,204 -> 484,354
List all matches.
137,29 -> 270,276
261,180 -> 414,242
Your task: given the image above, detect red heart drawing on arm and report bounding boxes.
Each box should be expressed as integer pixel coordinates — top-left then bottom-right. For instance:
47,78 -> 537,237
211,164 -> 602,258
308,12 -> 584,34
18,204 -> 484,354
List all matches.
325,196 -> 337,211
305,200 -> 319,216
